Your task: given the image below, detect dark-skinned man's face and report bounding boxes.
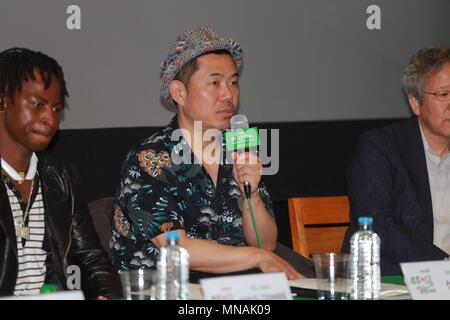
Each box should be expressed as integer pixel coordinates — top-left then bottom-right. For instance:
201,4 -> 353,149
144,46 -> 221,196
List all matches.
1,70 -> 64,152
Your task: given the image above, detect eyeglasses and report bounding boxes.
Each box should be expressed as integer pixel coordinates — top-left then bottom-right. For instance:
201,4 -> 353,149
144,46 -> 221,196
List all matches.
423,90 -> 450,101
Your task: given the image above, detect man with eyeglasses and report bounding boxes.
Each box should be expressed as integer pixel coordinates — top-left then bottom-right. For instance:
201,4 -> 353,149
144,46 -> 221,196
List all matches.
342,45 -> 450,275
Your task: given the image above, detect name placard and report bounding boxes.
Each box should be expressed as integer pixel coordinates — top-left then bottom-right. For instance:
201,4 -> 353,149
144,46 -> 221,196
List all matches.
200,272 -> 292,300
400,260 -> 450,300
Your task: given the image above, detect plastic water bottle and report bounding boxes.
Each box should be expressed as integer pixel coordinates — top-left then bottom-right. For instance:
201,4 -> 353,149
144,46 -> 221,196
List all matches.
350,216 -> 381,300
156,231 -> 190,300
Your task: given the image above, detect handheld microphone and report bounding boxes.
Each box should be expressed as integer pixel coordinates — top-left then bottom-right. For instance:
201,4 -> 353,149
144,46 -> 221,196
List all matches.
230,114 -> 252,199
229,114 -> 263,248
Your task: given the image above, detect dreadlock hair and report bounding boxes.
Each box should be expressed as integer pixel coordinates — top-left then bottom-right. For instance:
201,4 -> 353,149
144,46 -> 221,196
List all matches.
0,47 -> 69,110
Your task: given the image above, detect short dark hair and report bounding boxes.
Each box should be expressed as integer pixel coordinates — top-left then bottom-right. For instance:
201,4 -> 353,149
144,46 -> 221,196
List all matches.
402,44 -> 450,104
0,47 -> 69,108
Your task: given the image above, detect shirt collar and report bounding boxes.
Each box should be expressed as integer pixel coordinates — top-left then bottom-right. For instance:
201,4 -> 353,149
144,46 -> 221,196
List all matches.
168,114 -> 231,166
419,122 -> 450,166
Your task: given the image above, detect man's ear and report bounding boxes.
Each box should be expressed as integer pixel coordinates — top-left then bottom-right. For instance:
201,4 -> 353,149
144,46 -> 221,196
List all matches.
408,95 -> 421,117
169,80 -> 187,107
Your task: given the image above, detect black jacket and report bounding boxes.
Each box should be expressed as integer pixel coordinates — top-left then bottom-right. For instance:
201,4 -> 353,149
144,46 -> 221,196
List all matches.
342,117 -> 448,275
0,152 -> 122,299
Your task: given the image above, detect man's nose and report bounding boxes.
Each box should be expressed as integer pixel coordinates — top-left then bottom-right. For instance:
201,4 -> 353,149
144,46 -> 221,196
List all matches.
41,105 -> 59,127
221,83 -> 233,101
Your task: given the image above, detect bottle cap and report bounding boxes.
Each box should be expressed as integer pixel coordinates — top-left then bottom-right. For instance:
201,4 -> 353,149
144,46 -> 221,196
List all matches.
166,230 -> 180,242
40,283 -> 58,294
358,216 -> 373,226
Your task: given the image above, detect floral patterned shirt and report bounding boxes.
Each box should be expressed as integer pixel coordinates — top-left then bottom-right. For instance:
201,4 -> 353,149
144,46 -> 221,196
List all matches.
110,116 -> 274,270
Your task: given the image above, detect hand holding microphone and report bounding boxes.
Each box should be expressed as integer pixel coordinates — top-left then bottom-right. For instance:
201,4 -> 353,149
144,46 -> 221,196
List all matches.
232,151 -> 261,199
229,114 -> 262,199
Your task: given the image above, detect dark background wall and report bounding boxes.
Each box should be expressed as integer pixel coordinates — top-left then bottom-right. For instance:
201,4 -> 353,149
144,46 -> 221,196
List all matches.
49,117 -> 404,247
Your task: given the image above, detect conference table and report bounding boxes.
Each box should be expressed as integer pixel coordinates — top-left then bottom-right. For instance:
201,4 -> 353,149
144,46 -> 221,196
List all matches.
190,269 -> 409,300
189,271 -> 408,300
293,275 -> 406,300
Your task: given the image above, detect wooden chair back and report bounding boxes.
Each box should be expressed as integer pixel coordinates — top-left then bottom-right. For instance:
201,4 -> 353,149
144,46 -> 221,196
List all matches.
288,196 -> 350,258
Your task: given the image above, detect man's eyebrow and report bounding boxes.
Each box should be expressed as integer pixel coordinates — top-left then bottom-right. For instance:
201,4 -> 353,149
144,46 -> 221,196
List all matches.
33,94 -> 63,106
208,72 -> 223,77
32,94 -> 48,103
207,72 -> 239,78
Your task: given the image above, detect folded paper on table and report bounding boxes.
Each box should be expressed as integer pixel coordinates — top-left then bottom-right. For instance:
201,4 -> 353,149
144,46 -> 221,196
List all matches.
188,283 -> 204,300
288,278 -> 410,300
400,260 -> 450,300
200,272 -> 292,300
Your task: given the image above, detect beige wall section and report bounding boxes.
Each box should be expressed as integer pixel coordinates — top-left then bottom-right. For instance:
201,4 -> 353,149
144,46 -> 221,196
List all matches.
1,0 -> 450,129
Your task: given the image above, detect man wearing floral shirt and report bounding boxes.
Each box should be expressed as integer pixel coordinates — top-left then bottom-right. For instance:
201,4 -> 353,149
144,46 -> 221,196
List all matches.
111,26 -> 305,279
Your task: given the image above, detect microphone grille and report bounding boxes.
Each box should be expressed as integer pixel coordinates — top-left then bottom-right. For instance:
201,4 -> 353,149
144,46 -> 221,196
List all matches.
230,114 -> 249,130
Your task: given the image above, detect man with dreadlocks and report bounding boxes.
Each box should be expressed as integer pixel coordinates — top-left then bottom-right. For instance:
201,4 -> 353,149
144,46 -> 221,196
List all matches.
0,47 -> 121,299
